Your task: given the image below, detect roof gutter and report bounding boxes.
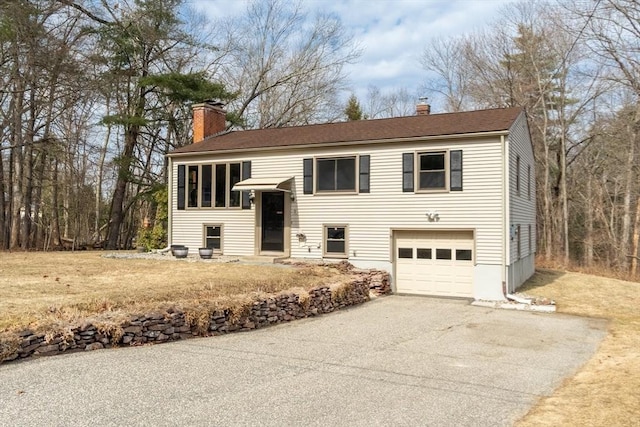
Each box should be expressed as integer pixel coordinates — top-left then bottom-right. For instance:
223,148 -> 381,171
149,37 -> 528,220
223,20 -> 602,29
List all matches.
166,130 -> 511,158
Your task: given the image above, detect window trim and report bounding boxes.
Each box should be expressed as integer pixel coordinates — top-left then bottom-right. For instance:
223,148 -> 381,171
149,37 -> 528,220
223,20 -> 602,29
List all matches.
516,224 -> 521,259
314,155 -> 359,194
180,162 -> 243,210
202,224 -> 224,253
416,150 -> 449,193
323,224 -> 349,258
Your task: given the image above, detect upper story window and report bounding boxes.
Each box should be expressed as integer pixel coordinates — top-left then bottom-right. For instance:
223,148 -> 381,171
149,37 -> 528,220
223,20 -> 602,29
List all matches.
419,152 -> 446,190
317,157 -> 356,192
303,155 -> 369,194
403,150 -> 462,192
178,162 -> 245,210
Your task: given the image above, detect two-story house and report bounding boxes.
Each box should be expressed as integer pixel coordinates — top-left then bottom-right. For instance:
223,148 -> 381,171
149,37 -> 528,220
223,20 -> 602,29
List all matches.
166,101 -> 535,301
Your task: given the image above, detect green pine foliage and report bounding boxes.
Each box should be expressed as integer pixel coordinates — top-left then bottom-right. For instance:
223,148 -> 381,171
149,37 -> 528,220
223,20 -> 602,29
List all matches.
344,94 -> 363,121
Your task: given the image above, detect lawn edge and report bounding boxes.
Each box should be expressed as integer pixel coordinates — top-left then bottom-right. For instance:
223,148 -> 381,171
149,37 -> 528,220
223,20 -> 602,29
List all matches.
1,270 -> 390,364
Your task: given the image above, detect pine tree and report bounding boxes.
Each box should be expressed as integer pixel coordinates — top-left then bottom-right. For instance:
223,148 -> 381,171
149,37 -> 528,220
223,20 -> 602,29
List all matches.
344,94 -> 363,121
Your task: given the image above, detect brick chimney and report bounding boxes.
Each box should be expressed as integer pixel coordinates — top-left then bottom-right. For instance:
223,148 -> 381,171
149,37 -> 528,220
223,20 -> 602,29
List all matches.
416,97 -> 431,116
192,101 -> 226,143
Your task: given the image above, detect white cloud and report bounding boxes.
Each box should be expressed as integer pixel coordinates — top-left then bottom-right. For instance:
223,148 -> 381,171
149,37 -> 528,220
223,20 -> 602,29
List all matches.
189,0 -> 514,104
326,0 -> 514,100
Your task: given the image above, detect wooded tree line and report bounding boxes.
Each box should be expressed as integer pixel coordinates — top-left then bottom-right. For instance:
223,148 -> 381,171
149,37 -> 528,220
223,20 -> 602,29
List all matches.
1,0 -> 638,276
420,0 -> 640,275
0,0 -> 357,251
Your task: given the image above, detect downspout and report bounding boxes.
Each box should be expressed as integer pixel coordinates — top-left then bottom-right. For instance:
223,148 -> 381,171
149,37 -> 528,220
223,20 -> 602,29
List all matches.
166,156 -> 173,250
502,134 -> 509,299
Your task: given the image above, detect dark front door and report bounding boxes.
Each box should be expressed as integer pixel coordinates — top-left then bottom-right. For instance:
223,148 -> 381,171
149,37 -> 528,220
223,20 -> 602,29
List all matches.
261,191 -> 285,252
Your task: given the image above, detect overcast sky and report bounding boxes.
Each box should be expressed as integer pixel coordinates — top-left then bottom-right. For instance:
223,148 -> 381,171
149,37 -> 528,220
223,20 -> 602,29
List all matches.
191,0 -> 513,106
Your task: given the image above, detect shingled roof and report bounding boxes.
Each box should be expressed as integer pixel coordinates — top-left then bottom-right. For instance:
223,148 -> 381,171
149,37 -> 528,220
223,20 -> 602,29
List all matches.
168,107 -> 523,156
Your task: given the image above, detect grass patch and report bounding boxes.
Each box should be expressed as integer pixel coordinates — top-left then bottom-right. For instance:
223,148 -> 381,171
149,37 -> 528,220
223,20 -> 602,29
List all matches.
0,251 -> 353,334
517,269 -> 640,427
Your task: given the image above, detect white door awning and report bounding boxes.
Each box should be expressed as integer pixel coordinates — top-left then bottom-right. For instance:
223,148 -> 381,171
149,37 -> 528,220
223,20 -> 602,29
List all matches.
232,177 -> 294,192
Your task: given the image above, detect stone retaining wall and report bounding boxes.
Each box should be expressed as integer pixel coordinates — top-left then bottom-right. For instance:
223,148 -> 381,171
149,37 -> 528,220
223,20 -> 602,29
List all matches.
0,270 -> 389,364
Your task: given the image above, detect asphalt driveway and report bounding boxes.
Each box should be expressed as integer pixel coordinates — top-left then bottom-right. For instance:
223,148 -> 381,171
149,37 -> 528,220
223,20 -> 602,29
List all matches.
0,296 -> 607,426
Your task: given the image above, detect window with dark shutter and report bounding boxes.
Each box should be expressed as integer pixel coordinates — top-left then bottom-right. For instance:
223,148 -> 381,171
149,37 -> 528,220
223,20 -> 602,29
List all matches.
177,164 -> 185,210
241,161 -> 251,209
418,152 -> 446,190
450,150 -> 463,191
359,155 -> 370,193
316,157 -> 356,192
402,153 -> 414,192
303,158 -> 313,194
188,165 -> 199,207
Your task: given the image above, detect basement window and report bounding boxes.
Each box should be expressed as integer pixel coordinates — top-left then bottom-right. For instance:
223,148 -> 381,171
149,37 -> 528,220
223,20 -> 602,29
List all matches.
324,225 -> 348,258
203,225 -> 223,252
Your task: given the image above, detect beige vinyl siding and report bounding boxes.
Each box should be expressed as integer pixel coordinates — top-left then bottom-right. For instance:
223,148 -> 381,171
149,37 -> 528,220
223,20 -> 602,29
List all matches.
255,139 -> 502,263
507,112 -> 536,289
170,136 -> 505,264
170,156 -> 254,254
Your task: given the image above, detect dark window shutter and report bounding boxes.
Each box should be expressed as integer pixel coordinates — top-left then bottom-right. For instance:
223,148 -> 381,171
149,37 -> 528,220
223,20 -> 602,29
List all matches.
359,155 -> 370,193
402,153 -> 414,192
450,150 -> 462,191
177,164 -> 185,210
303,158 -> 313,194
241,161 -> 251,209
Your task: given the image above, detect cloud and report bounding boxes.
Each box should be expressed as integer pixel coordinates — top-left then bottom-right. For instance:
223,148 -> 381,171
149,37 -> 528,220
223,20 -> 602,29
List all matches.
189,0 -> 513,103
327,0 -> 513,99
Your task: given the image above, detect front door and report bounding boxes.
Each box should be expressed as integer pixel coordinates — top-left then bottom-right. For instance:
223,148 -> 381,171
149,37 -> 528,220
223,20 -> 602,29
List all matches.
261,191 -> 285,252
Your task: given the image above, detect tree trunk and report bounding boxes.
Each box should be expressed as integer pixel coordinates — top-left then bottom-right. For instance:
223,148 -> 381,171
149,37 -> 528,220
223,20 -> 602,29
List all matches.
95,107 -> 111,242
51,158 -> 62,249
105,128 -> 137,249
620,123 -> 635,270
542,144 -> 552,260
10,121 -> 24,249
560,135 -> 570,265
0,143 -> 6,249
630,197 -> 640,276
584,176 -> 594,267
33,150 -> 47,249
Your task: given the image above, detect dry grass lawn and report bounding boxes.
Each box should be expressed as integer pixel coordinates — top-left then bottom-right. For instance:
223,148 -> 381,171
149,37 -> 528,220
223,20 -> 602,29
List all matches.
0,251 -> 353,334
517,269 -> 640,427
3,251 -> 638,424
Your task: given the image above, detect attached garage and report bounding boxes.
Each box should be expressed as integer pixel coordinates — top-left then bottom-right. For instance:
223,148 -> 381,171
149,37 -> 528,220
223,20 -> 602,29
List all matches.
394,230 -> 475,297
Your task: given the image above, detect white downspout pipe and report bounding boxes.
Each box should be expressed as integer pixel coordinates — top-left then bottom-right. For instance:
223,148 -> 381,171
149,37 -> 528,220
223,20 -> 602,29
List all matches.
167,156 -> 173,248
502,134 -> 510,300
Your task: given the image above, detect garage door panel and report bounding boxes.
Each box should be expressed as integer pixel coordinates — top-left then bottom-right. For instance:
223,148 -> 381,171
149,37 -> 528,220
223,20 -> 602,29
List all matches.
395,230 -> 474,297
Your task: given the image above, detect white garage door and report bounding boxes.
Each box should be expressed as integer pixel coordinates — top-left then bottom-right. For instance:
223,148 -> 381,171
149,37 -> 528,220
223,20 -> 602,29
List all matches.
395,230 -> 474,297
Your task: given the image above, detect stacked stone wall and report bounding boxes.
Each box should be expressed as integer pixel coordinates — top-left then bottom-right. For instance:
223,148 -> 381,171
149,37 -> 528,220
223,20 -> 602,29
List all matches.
1,270 -> 390,364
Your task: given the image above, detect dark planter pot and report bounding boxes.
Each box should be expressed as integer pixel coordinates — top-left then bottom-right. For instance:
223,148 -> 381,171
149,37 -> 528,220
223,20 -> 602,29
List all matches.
170,245 -> 186,256
173,247 -> 189,258
198,248 -> 214,259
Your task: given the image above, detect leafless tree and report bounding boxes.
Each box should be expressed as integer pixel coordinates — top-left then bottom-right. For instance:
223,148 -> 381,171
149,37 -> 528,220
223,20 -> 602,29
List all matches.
217,0 -> 360,128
